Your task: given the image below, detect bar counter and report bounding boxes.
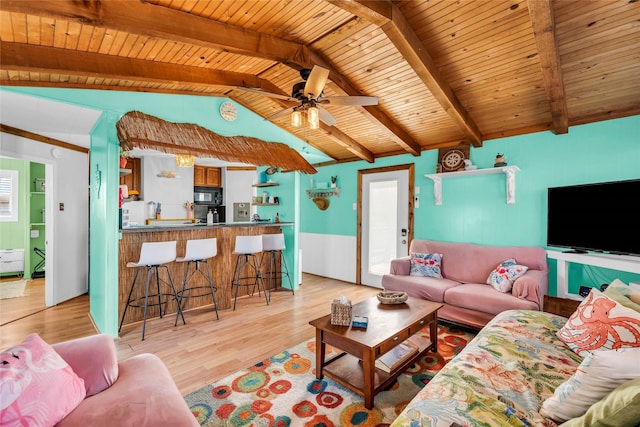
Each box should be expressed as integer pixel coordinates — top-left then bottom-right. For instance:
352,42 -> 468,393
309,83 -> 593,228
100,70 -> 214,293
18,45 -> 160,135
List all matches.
118,222 -> 292,326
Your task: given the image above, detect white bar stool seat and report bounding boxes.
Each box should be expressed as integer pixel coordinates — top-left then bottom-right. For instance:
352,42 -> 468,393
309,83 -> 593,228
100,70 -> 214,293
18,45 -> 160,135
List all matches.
175,238 -> 219,322
261,233 -> 294,297
231,235 -> 269,310
118,240 -> 185,341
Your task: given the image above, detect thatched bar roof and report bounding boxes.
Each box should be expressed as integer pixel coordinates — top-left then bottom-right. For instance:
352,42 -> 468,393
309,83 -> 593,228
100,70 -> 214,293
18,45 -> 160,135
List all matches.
116,111 -> 317,174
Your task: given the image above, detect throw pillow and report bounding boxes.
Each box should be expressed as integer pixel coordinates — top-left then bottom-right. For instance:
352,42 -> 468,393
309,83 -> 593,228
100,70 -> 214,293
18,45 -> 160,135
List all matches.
409,252 -> 443,278
560,377 -> 640,427
486,258 -> 529,293
557,288 -> 640,356
604,279 -> 640,313
0,333 -> 86,426
540,348 -> 640,423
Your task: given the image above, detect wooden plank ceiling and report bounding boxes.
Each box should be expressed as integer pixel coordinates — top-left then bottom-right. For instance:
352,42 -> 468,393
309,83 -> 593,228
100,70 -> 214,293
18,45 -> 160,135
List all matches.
1,0 -> 638,166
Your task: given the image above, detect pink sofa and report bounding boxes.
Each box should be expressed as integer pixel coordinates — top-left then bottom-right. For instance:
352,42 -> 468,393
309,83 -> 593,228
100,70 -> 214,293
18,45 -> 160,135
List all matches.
52,334 -> 198,426
381,240 -> 548,328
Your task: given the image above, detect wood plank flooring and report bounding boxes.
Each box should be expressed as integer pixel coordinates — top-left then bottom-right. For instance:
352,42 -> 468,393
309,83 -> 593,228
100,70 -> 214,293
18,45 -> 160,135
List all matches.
0,274 -> 380,395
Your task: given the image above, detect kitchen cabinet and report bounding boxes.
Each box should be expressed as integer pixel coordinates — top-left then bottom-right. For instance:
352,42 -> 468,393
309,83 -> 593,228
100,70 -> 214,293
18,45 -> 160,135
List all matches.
120,157 -> 141,195
194,166 -> 221,187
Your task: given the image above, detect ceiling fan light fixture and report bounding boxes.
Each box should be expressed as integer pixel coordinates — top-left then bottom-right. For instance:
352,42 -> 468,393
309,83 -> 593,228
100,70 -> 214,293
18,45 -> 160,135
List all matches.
291,110 -> 302,127
307,106 -> 319,129
175,153 -> 195,167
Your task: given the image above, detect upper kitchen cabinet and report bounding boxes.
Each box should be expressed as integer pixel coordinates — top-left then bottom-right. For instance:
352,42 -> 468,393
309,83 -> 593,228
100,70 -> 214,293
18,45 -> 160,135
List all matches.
194,166 -> 221,187
120,157 -> 141,196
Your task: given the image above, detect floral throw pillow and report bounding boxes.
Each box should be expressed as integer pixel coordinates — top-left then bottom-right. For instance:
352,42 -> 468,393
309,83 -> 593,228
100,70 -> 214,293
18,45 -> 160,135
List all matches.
486,258 -> 529,293
409,252 -> 443,278
557,288 -> 640,356
0,333 -> 86,426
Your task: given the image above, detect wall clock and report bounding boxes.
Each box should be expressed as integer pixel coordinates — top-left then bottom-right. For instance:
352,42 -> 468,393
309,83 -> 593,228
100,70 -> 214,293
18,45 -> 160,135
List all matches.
438,145 -> 470,172
219,101 -> 237,121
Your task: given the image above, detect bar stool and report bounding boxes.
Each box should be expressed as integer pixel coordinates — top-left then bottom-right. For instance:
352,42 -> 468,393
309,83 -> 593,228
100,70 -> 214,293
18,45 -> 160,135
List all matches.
175,238 -> 219,322
261,233 -> 294,298
118,241 -> 185,341
231,235 -> 269,310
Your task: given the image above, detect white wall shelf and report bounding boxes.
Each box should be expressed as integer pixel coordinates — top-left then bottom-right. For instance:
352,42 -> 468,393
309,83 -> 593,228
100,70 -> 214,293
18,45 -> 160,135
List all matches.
252,182 -> 279,187
547,250 -> 640,300
424,166 -> 520,205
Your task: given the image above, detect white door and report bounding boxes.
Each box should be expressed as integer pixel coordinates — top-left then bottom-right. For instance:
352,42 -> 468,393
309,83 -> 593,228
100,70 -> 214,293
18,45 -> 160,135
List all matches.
361,169 -> 410,287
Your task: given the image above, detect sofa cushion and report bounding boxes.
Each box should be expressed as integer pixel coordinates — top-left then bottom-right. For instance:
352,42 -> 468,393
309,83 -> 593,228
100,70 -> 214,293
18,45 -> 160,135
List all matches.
486,258 -> 528,293
409,252 -> 443,278
382,274 -> 460,303
408,240 -> 547,284
0,333 -> 86,426
540,348 -> 640,423
560,377 -> 640,427
52,334 -> 119,397
557,289 -> 640,356
444,283 -> 540,315
57,353 -> 199,427
604,279 -> 640,313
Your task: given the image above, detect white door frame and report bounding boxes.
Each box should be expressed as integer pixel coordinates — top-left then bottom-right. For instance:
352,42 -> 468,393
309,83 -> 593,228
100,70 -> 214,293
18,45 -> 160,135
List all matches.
357,164 -> 414,287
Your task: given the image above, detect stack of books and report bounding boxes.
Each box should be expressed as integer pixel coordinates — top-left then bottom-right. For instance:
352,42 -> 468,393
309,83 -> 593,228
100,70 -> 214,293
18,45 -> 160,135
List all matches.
375,339 -> 419,373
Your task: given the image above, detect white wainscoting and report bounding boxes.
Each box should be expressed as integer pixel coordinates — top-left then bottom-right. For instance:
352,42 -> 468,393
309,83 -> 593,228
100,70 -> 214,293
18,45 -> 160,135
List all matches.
300,233 -> 356,283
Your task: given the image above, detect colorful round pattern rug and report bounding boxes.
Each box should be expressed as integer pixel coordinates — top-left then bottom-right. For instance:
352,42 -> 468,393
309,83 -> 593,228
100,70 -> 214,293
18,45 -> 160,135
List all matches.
184,324 -> 475,426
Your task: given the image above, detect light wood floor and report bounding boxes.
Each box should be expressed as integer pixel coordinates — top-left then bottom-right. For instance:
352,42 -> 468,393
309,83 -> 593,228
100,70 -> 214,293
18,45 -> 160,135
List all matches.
0,274 -> 380,395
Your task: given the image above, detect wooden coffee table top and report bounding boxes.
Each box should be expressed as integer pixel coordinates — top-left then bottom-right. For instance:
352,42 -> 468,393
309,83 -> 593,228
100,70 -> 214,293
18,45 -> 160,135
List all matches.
309,296 -> 442,348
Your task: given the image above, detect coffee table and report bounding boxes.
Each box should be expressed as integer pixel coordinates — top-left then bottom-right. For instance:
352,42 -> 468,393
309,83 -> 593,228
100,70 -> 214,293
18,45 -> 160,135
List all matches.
309,296 -> 442,409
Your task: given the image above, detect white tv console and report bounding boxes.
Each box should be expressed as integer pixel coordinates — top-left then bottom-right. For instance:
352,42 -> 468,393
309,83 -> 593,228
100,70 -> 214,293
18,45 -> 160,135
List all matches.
546,250 -> 640,300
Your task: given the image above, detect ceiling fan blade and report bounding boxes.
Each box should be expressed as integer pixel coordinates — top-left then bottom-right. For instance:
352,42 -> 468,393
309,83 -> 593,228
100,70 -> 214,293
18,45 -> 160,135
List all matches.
321,96 -> 379,106
318,106 -> 337,126
265,106 -> 295,122
235,86 -> 296,102
304,66 -> 330,99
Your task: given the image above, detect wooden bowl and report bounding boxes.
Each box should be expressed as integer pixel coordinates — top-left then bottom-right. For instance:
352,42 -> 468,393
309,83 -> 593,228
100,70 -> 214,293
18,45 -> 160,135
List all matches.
377,291 -> 408,304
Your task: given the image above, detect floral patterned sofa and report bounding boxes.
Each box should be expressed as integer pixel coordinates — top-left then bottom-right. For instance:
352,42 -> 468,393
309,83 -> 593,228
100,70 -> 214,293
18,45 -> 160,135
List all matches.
390,283 -> 640,427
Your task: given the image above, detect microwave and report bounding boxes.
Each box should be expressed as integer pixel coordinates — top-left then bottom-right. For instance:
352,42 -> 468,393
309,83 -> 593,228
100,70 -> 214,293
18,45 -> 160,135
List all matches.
194,186 -> 223,206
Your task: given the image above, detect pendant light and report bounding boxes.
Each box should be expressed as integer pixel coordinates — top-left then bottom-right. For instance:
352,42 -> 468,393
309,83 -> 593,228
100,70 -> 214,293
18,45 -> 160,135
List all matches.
307,106 -> 319,129
291,110 -> 302,127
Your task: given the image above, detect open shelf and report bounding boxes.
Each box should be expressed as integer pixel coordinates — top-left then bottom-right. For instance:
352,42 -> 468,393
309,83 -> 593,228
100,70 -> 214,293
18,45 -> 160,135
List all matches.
252,182 -> 279,187
425,166 -> 519,205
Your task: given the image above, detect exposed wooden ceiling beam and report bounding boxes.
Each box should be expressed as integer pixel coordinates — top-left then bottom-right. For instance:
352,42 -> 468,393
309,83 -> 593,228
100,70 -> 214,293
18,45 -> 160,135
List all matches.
0,42 -> 286,93
332,0 -> 484,147
527,0 -> 569,134
0,0 -> 417,157
0,123 -> 89,153
1,42 -> 373,163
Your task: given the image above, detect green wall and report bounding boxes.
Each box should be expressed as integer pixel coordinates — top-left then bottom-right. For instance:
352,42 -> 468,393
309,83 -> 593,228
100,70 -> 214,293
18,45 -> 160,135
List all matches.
300,116 -> 640,295
0,158 -> 30,277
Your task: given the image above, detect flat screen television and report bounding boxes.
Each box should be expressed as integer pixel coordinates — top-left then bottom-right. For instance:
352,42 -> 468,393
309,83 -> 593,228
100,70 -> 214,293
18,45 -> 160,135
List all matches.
547,179 -> 640,256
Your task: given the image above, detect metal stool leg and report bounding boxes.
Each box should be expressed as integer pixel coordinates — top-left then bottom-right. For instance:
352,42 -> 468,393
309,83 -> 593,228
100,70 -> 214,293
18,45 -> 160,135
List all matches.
119,267 -> 141,333
202,261 -> 219,320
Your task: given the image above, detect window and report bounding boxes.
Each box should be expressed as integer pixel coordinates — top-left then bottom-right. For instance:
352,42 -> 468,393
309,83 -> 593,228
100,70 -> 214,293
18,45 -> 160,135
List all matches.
0,169 -> 19,222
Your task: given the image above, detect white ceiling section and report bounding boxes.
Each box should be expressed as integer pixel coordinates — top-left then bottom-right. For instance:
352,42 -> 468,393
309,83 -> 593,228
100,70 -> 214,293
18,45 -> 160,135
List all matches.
0,91 -> 102,148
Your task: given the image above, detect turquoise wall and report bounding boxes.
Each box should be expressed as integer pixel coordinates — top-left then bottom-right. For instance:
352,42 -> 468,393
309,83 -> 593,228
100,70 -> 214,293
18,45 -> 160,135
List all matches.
300,116 -> 640,295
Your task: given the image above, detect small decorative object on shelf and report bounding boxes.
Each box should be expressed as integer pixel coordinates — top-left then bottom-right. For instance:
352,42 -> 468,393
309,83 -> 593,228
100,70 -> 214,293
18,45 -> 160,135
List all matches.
377,291 -> 409,304
275,212 -> 280,223
494,153 -> 507,167
331,175 -> 338,188
463,159 -> 477,171
306,187 -> 340,198
119,147 -> 130,168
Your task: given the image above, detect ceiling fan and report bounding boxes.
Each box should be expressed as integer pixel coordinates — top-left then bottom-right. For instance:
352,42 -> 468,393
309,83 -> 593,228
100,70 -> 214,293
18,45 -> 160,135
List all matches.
237,65 -> 378,127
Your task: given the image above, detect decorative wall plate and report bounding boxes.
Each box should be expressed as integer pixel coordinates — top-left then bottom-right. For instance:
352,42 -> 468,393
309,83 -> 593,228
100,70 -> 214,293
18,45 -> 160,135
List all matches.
438,145 -> 470,172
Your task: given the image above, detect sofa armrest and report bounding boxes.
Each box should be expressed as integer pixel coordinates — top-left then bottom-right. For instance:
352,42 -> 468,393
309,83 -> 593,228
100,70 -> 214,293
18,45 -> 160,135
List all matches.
52,334 -> 119,397
512,269 -> 548,310
389,256 -> 411,275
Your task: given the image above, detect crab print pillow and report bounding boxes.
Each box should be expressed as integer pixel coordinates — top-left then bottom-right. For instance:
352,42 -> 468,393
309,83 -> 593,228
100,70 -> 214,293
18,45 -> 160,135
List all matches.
557,288 -> 640,356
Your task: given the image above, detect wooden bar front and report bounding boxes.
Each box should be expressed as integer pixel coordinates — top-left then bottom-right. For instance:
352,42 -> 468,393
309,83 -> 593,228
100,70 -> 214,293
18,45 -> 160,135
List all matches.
118,223 -> 289,326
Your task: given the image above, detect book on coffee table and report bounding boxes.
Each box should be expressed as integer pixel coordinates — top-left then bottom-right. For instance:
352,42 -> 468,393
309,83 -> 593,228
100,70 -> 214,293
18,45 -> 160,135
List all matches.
375,340 -> 419,373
